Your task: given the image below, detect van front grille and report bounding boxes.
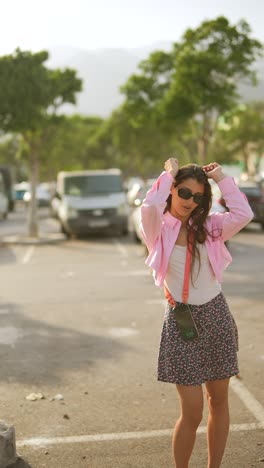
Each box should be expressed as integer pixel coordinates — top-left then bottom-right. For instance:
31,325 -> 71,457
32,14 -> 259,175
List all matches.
78,208 -> 117,217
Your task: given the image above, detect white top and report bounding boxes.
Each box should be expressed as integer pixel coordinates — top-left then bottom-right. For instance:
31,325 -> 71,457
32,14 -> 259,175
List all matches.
164,243 -> 221,305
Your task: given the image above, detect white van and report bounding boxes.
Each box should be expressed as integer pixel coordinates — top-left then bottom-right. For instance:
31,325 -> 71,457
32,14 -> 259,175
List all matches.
55,169 -> 129,236
0,173 -> 8,219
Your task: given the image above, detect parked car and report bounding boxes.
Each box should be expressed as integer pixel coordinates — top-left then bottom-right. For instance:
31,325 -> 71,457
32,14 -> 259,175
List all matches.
126,181 -> 145,206
15,182 -> 30,202
130,204 -> 143,242
23,183 -> 52,208
238,182 -> 264,230
55,169 -> 129,237
50,193 -> 60,218
209,180 -> 228,214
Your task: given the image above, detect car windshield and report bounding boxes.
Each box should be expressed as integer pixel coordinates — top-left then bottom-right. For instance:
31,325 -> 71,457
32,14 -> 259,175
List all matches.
64,175 -> 123,196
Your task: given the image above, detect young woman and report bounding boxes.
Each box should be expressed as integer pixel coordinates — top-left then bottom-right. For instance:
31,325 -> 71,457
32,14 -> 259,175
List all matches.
140,158 -> 253,468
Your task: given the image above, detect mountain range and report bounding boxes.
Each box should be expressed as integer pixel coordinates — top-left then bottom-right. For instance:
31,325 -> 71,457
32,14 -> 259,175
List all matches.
47,44 -> 264,118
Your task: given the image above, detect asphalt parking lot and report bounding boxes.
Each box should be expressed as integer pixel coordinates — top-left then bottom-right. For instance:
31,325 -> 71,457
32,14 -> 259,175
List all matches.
0,210 -> 263,467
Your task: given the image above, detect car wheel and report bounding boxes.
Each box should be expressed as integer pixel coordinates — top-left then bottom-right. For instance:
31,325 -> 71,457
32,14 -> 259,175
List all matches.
122,226 -> 129,236
133,231 -> 141,243
60,223 -> 72,238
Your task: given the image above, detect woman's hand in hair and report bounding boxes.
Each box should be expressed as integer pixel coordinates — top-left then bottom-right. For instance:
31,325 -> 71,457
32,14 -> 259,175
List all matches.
203,162 -> 225,183
164,158 -> 179,178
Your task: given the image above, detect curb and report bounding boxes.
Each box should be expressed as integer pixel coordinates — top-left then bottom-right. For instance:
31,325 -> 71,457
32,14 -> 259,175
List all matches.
0,234 -> 67,245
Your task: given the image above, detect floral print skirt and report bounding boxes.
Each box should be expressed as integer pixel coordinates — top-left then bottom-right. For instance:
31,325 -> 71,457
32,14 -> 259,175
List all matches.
157,292 -> 239,386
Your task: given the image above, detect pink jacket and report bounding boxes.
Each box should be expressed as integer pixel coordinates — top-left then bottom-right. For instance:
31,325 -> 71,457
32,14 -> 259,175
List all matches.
140,171 -> 253,287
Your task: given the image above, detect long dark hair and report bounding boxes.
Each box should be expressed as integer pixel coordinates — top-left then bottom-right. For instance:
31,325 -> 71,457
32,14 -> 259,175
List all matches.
164,164 -> 214,279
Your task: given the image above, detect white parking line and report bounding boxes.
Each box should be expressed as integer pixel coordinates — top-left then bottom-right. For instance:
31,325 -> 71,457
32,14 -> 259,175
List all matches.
230,378 -> 264,422
21,246 -> 35,264
16,422 -> 264,448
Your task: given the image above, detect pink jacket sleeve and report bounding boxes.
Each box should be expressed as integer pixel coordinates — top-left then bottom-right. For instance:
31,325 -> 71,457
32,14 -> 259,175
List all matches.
210,177 -> 254,241
140,171 -> 173,251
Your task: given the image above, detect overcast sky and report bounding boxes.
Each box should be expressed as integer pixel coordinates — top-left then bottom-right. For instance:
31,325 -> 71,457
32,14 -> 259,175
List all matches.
1,0 -> 263,55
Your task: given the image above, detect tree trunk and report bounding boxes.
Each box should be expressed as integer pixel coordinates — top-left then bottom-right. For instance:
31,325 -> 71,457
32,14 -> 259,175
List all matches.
28,151 -> 39,237
197,113 -> 211,166
197,137 -> 207,166
242,145 -> 249,174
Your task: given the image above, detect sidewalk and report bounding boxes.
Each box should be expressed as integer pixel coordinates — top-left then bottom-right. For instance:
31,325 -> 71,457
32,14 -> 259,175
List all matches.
0,207 -> 66,245
1,232 -> 66,245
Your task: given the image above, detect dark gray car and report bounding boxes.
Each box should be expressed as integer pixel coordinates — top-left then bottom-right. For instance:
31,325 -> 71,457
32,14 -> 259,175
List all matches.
239,182 -> 264,230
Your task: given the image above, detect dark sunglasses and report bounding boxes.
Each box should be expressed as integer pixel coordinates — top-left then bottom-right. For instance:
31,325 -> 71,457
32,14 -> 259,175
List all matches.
177,187 -> 204,205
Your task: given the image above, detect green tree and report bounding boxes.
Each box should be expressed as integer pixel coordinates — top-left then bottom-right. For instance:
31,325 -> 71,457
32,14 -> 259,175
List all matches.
36,115 -> 106,180
217,102 -> 264,173
120,50 -> 173,128
0,134 -> 21,165
120,17 -> 263,166
101,108 -> 179,177
0,49 -> 82,236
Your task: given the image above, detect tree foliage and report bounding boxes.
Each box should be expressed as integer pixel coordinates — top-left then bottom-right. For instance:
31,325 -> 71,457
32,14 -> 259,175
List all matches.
120,16 -> 263,165
0,49 -> 82,132
217,102 -> 264,171
37,115 -> 107,179
0,48 -> 82,236
0,16 -> 263,216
